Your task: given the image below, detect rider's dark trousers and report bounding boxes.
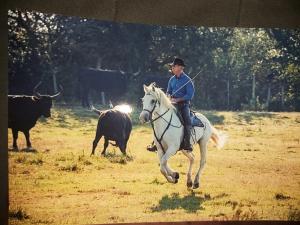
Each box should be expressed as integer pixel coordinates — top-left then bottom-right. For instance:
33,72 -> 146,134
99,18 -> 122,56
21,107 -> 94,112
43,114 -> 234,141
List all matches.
174,101 -> 191,126
174,101 -> 192,147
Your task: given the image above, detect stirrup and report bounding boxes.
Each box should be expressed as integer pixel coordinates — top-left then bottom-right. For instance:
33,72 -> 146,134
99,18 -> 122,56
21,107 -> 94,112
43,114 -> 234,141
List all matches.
182,140 -> 193,151
184,147 -> 193,151
147,144 -> 157,152
183,145 -> 193,151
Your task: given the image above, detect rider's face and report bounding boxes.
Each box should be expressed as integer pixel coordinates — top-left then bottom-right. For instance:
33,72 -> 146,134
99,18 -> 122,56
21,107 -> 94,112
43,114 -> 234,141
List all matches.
171,65 -> 183,76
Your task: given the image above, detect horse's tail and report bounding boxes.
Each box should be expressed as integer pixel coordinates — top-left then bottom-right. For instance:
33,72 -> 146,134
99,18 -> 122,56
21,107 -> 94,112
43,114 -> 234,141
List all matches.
210,125 -> 228,149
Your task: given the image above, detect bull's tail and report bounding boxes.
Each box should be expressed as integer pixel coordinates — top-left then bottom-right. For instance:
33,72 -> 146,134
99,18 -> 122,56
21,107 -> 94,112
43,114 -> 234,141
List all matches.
90,105 -> 102,116
210,126 -> 228,149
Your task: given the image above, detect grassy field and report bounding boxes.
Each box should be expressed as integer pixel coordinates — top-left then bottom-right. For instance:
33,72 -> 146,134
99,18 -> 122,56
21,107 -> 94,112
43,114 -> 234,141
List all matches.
8,105 -> 300,224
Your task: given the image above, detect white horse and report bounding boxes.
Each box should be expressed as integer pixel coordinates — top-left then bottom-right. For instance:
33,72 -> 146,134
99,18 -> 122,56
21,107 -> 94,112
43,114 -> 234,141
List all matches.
139,83 -> 227,189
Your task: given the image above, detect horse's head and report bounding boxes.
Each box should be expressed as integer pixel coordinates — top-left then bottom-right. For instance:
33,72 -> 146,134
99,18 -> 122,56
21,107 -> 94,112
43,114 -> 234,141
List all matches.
139,83 -> 160,123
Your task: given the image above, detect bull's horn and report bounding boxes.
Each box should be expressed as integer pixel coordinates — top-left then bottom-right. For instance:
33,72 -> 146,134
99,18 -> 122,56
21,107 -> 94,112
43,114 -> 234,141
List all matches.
118,65 -> 126,75
133,67 -> 141,76
35,92 -> 42,98
50,85 -> 63,98
90,104 -> 96,111
33,81 -> 42,97
90,104 -> 101,115
109,100 -> 113,109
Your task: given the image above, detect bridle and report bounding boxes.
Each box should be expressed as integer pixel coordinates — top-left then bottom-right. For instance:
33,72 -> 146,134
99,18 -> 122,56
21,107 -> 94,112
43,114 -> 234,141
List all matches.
142,93 -> 182,153
141,95 -> 159,120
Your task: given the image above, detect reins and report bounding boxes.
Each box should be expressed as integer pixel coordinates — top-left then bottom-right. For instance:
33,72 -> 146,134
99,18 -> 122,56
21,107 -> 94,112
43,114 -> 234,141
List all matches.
142,95 -> 182,153
150,113 -> 173,154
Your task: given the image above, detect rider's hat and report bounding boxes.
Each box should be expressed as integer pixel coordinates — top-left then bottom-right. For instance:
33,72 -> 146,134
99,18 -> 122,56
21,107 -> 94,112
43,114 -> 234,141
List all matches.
169,58 -> 186,67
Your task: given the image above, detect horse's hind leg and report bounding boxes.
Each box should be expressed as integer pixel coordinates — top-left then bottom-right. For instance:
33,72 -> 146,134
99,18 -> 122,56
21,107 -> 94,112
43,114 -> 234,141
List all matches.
182,150 -> 195,188
193,138 -> 208,189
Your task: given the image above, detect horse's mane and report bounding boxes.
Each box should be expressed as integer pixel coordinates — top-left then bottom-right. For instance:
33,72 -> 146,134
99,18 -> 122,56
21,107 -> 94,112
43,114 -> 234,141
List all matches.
148,83 -> 175,110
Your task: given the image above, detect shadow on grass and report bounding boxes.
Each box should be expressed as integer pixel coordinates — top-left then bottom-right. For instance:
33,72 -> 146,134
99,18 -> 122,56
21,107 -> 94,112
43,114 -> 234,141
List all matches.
49,106 -> 98,127
235,111 -> 275,123
102,152 -> 134,165
70,108 -> 96,123
8,147 -> 37,153
202,111 -> 225,125
62,106 -> 95,123
38,116 -> 49,124
151,192 -> 209,213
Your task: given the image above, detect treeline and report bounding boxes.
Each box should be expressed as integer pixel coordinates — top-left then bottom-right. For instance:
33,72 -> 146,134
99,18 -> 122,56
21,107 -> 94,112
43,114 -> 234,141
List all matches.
8,10 -> 300,111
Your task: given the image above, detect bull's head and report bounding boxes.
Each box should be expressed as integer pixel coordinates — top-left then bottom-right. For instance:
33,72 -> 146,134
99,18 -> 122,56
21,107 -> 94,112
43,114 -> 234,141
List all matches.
33,82 -> 63,117
33,81 -> 62,99
118,66 -> 141,80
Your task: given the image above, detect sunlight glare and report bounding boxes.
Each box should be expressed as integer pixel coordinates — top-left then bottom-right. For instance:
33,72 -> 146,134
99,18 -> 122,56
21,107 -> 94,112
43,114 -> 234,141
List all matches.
114,104 -> 133,114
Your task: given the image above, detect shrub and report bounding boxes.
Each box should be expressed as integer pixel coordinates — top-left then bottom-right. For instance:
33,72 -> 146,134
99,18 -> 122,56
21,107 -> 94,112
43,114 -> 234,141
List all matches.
9,208 -> 29,220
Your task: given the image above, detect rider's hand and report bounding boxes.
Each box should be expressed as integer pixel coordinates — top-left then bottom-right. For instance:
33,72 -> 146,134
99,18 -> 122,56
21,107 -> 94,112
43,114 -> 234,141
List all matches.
171,98 -> 178,103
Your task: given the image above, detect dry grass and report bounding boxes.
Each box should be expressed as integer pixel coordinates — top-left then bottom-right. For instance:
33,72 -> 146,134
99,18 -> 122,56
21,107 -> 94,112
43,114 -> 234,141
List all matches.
8,106 -> 300,224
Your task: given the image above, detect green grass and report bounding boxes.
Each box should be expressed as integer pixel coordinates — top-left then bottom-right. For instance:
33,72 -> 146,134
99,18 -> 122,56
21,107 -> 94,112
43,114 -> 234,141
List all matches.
8,106 -> 300,224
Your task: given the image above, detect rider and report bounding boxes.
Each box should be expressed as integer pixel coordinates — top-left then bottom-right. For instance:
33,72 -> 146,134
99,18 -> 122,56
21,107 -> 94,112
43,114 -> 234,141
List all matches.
147,57 -> 195,152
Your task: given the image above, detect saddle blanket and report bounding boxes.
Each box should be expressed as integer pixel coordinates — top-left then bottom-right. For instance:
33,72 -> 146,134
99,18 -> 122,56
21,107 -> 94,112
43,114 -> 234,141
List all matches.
175,110 -> 204,127
190,111 -> 204,127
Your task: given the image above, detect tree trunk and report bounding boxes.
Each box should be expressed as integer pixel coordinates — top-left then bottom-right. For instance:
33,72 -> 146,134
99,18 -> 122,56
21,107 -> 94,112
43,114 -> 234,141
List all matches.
97,57 -> 103,69
52,70 -> 58,93
266,83 -> 271,111
281,84 -> 285,110
101,92 -> 106,105
227,79 -> 230,110
252,74 -> 256,109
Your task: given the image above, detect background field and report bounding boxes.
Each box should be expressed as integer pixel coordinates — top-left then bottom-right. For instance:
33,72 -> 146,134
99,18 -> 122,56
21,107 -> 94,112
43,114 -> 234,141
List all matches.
8,106 -> 300,224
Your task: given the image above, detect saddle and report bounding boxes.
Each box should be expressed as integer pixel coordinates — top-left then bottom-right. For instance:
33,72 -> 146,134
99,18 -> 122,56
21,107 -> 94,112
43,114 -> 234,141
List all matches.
177,110 -> 204,151
146,110 -> 204,153
175,110 -> 204,127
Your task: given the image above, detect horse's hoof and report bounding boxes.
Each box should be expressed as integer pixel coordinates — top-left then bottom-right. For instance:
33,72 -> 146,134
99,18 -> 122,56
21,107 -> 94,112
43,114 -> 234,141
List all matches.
187,181 -> 193,188
25,147 -> 36,152
174,172 -> 179,180
193,183 -> 200,189
174,179 -> 178,184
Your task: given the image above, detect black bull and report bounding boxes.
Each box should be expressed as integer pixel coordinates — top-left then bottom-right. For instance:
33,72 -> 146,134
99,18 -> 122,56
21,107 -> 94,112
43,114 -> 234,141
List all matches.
91,108 -> 132,155
8,92 -> 60,150
79,68 -> 132,107
78,68 -> 169,107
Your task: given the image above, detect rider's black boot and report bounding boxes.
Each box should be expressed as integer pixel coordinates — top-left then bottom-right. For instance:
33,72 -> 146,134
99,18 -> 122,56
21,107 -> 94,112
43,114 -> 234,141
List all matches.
147,141 -> 157,152
183,125 -> 193,151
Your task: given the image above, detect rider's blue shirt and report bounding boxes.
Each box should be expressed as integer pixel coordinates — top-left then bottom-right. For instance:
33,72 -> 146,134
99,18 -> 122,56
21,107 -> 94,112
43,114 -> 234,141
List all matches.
166,72 -> 195,101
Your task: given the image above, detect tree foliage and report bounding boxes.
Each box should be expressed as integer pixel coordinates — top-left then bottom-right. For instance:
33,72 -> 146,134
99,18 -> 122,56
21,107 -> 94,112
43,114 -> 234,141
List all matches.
8,10 -> 300,111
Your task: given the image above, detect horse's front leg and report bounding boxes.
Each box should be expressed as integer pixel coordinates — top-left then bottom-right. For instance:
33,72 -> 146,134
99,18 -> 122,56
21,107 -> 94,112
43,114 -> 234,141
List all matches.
166,162 -> 180,181
157,148 -> 179,182
158,146 -> 178,183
